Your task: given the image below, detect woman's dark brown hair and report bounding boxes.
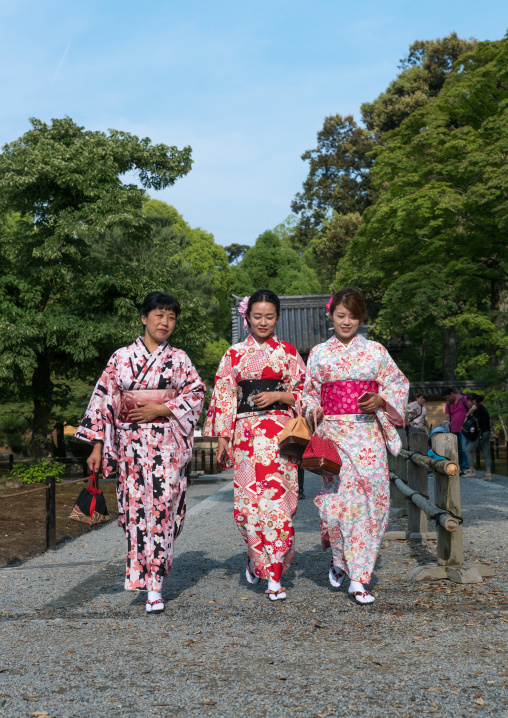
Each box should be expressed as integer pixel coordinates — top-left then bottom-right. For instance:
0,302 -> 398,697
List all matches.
329,288 -> 367,322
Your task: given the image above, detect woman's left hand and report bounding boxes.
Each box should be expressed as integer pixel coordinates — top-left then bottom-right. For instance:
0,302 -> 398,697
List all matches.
358,393 -> 385,413
252,391 -> 278,409
129,401 -> 172,423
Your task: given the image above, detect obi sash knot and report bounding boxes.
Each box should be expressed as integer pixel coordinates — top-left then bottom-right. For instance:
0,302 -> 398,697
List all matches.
321,380 -> 378,415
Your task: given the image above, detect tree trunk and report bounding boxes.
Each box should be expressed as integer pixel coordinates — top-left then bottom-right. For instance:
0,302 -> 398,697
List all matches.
30,352 -> 53,458
442,326 -> 457,382
54,422 -> 66,458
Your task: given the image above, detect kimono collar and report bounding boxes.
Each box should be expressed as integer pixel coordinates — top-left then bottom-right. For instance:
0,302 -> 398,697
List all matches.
329,333 -> 361,351
245,333 -> 280,351
136,336 -> 170,357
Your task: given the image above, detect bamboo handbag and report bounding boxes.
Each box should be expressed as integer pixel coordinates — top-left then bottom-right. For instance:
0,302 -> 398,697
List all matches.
278,416 -> 312,461
300,414 -> 342,476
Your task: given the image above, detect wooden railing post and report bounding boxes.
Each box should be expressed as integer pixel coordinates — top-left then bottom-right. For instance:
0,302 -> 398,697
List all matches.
389,429 -> 408,517
432,433 -> 464,566
407,433 -> 495,584
45,474 -> 56,551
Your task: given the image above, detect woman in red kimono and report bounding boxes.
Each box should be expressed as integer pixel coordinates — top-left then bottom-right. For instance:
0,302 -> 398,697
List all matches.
76,292 -> 205,614
204,289 -> 306,601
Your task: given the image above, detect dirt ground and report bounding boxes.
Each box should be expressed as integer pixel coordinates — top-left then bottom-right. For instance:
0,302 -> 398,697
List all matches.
0,478 -> 119,568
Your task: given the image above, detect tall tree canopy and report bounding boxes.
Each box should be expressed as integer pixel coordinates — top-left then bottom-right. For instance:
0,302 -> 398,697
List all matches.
336,36 -> 508,384
231,230 -> 321,297
0,117 -> 196,456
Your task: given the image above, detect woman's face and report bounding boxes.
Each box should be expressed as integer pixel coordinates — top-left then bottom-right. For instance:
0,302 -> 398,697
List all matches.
248,301 -> 279,343
142,308 -> 176,345
332,302 -> 360,344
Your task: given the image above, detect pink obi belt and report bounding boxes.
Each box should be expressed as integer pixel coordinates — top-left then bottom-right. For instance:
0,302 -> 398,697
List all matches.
321,380 -> 378,415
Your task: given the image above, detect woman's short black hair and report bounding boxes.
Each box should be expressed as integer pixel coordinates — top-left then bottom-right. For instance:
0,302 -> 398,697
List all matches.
140,291 -> 181,318
246,289 -> 280,323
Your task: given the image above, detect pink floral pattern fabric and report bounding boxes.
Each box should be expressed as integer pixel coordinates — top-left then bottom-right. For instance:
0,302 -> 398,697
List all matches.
203,334 -> 306,582
303,334 -> 409,583
321,380 -> 378,415
76,338 -> 205,592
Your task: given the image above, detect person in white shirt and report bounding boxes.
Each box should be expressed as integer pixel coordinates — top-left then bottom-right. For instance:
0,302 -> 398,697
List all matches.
406,393 -> 427,434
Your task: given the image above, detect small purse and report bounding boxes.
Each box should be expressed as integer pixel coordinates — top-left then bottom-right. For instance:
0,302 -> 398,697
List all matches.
300,414 -> 342,476
69,468 -> 110,525
278,416 -> 312,460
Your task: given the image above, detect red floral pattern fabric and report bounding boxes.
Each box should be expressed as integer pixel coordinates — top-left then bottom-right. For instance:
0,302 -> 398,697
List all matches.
203,334 -> 306,582
303,334 -> 409,583
76,338 -> 205,592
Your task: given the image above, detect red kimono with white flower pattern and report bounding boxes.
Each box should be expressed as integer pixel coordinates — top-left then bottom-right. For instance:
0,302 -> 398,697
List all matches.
203,335 -> 306,582
76,338 -> 205,592
303,334 -> 409,583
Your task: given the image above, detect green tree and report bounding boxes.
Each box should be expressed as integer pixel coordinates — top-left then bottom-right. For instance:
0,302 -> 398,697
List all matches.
291,115 -> 375,244
0,117 -> 192,457
224,243 -> 250,265
361,33 -> 477,134
336,36 -> 508,383
231,230 -> 321,296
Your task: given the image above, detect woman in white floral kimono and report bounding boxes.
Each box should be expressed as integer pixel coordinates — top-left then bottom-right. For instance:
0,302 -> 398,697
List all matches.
303,288 -> 409,604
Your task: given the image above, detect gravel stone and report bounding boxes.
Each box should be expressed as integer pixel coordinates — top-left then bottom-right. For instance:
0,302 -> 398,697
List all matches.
0,468 -> 507,717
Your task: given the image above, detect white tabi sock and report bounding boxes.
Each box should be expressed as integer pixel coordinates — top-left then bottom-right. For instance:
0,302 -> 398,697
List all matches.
146,590 -> 164,612
348,580 -> 375,604
267,580 -> 281,592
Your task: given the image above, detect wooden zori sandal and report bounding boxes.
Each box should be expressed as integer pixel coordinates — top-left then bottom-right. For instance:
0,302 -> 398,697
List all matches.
146,598 -> 165,613
349,590 -> 374,605
245,557 -> 260,585
266,587 -> 286,602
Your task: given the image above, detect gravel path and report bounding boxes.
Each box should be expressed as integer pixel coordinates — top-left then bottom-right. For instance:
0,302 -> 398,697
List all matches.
0,469 -> 507,718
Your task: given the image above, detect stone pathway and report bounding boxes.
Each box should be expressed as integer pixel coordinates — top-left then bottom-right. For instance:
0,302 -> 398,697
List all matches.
0,471 -> 507,717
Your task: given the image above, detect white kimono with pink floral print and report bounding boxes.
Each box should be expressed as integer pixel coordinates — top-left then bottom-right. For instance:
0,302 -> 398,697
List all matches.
303,334 -> 409,583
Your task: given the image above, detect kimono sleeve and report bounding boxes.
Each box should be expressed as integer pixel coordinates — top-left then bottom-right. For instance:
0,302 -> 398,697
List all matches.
75,354 -> 119,445
203,348 -> 237,438
164,352 -> 206,436
302,348 -> 322,418
375,345 -> 409,426
284,344 -> 306,414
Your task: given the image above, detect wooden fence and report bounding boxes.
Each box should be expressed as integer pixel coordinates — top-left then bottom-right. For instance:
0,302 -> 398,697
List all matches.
387,431 -> 496,584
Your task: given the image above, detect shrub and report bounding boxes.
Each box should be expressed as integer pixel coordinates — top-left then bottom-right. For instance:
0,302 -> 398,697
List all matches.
10,459 -> 65,484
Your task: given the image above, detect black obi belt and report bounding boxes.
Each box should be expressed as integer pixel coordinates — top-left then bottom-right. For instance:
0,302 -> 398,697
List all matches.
237,379 -> 287,414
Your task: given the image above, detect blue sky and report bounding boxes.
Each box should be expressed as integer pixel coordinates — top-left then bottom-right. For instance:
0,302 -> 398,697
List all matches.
0,1 -> 506,247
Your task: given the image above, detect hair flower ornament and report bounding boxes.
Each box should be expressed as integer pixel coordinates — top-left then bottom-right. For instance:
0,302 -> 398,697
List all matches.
238,295 -> 250,330
326,296 -> 333,315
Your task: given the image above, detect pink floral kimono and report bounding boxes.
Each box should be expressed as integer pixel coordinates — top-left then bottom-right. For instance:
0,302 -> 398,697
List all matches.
203,334 -> 306,583
303,334 -> 409,583
76,338 -> 205,592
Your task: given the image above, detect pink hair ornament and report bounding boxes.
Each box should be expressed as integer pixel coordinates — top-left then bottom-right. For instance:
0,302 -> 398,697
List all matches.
238,295 -> 250,330
326,296 -> 333,314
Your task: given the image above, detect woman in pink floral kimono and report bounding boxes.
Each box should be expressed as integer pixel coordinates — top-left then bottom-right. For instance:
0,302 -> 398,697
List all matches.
204,289 -> 306,601
303,288 -> 409,605
76,292 -> 205,613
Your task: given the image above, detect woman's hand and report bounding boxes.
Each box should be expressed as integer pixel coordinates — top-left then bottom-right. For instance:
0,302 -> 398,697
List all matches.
87,442 -> 103,473
252,391 -> 278,409
358,393 -> 385,413
217,437 -> 230,465
129,401 -> 172,423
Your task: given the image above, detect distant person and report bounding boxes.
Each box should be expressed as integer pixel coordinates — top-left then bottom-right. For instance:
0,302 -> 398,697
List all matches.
406,393 -> 427,435
463,394 -> 492,481
76,292 -> 205,614
203,289 -> 306,602
441,387 -> 470,474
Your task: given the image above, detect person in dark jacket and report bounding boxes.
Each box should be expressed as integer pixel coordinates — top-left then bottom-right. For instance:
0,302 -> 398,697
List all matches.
463,394 -> 492,481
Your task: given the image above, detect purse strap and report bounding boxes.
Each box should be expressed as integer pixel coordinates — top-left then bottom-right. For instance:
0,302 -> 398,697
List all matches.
86,467 -> 100,517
